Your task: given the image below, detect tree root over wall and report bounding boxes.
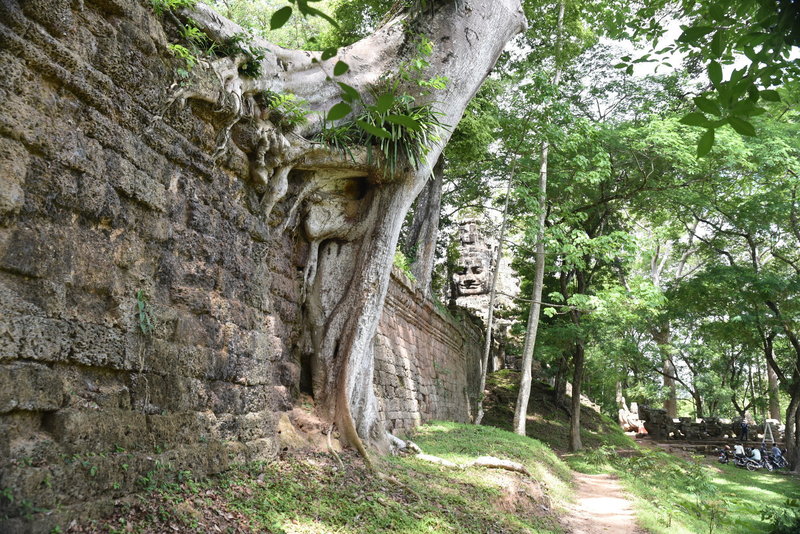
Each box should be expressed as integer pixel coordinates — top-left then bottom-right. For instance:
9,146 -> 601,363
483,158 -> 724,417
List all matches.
153,1 -> 527,467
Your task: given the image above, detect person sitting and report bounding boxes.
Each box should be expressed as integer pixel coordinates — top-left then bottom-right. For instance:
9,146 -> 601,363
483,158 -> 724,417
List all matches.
772,443 -> 783,458
750,447 -> 762,462
734,443 -> 745,458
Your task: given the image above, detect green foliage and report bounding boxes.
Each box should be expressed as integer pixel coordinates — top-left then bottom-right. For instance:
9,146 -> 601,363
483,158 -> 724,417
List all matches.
258,90 -> 311,128
319,92 -> 446,176
210,32 -> 267,77
150,0 -> 196,16
392,249 -> 416,281
135,290 -> 154,336
611,0 -> 800,153
761,498 -> 800,534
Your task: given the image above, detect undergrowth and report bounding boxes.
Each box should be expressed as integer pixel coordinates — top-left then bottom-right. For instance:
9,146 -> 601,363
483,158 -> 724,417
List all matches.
73,423 -> 571,534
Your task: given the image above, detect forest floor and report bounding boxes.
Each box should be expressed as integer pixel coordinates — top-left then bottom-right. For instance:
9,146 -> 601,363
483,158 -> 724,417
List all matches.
65,373 -> 800,534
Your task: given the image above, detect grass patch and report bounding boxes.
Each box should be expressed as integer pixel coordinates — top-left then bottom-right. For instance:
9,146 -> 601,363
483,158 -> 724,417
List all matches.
481,370 -> 800,533
565,444 -> 800,534
75,423 -> 573,534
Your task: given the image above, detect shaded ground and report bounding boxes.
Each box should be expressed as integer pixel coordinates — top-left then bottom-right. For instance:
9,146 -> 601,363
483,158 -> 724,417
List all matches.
562,473 -> 643,534
68,423 -> 570,534
481,370 -> 630,452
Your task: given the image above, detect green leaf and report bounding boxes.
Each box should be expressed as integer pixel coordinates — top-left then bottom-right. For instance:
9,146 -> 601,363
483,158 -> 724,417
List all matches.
333,60 -> 349,76
697,128 -> 714,157
708,61 -> 723,86
760,89 -> 781,102
680,112 -> 711,127
296,0 -> 340,28
270,6 -> 292,30
321,47 -> 338,61
710,31 -> 724,58
356,120 -> 392,139
326,101 -> 352,121
385,114 -> 421,130
337,82 -> 360,103
708,4 -> 725,20
727,116 -> 756,136
694,96 -> 721,116
373,93 -> 395,114
678,26 -> 714,43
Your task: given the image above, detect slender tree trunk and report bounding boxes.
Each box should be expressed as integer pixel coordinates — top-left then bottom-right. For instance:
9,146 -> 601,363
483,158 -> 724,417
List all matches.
512,134 -> 549,435
692,392 -> 704,419
512,228 -> 545,434
554,353 -> 568,408
512,0 -> 564,437
763,332 -> 781,420
569,340 -> 585,452
474,176 -> 513,425
785,389 -> 800,471
405,156 -> 444,296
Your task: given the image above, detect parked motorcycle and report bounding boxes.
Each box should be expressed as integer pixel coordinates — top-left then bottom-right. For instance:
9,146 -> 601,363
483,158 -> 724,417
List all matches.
769,454 -> 788,469
732,455 -> 762,471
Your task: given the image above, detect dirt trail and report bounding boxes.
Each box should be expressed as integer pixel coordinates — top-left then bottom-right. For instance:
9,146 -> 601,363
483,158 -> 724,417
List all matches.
562,472 -> 644,534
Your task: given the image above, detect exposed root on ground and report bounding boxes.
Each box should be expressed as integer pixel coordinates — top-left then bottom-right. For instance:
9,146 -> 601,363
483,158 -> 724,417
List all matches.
409,449 -> 531,475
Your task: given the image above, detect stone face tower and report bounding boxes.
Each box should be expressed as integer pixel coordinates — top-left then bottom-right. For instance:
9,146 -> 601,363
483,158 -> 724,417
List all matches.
452,220 -> 494,298
450,220 -> 520,370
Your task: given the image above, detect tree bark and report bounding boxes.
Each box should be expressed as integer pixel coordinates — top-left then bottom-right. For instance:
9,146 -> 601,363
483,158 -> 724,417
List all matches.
785,388 -> 800,471
569,340 -> 585,452
652,324 -> 678,418
405,156 -> 444,295
180,1 -> 527,455
763,331 -> 781,420
691,391 -> 704,419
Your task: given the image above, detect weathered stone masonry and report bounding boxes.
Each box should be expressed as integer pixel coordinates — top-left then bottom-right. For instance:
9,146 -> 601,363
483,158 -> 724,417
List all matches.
376,268 -> 483,432
0,1 -> 483,530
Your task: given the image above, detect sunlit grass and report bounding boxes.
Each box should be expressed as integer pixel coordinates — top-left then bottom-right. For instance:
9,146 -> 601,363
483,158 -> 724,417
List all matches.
565,442 -> 800,534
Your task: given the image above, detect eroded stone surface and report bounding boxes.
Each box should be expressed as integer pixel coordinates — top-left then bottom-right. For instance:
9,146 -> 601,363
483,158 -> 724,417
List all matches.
0,1 -> 486,530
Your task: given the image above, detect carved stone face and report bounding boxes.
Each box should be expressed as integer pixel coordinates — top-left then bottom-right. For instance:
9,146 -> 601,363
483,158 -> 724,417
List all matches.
452,250 -> 491,296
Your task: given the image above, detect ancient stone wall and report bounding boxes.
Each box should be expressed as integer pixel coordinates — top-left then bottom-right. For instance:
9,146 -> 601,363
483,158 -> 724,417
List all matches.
0,1 -> 305,530
375,268 -> 483,432
0,2 -> 482,530
639,406 -> 784,443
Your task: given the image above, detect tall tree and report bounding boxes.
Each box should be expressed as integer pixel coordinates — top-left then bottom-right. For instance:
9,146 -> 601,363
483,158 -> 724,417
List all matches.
514,0 -> 565,437
173,0 -> 527,459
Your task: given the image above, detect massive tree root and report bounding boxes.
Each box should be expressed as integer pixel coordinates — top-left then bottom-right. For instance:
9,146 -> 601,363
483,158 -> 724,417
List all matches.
156,1 -> 526,463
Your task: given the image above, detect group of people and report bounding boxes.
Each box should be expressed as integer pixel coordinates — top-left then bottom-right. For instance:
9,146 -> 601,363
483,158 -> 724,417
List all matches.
730,441 -> 785,468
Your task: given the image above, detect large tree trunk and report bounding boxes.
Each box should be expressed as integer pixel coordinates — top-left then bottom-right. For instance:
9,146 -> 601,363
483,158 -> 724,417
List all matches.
178,1 -> 526,456
405,156 -> 444,295
652,324 -> 678,418
569,340 -> 585,452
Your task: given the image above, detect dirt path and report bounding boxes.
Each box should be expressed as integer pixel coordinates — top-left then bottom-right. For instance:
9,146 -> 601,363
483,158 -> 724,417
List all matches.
562,472 -> 644,534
